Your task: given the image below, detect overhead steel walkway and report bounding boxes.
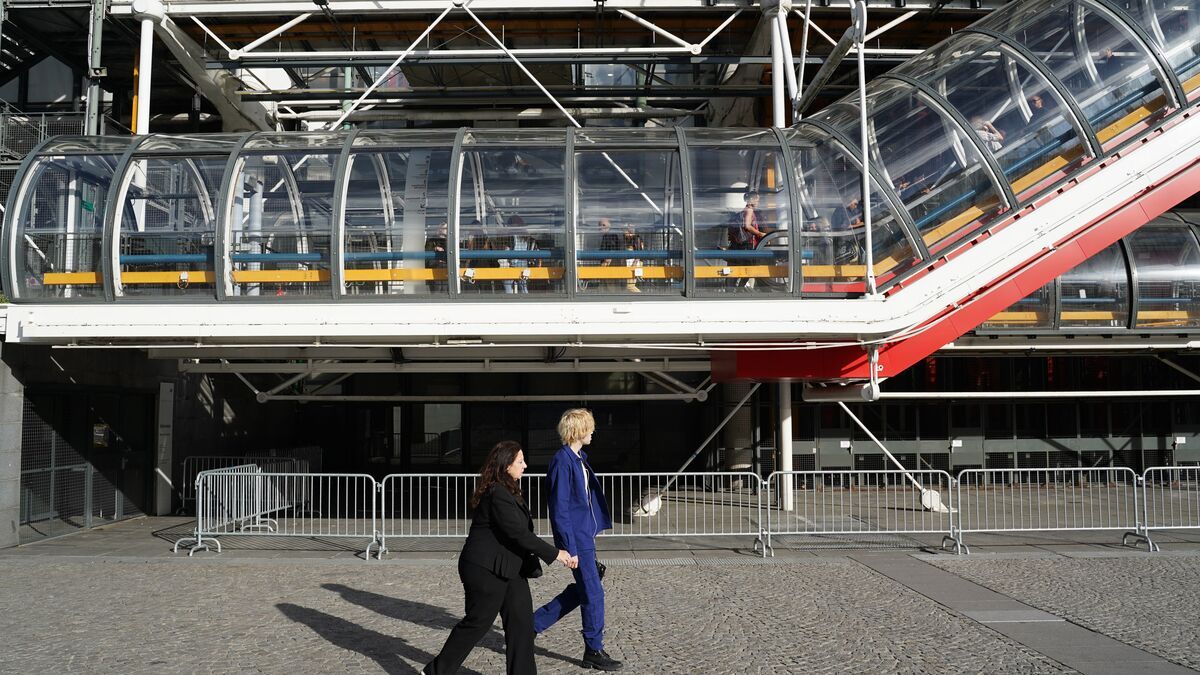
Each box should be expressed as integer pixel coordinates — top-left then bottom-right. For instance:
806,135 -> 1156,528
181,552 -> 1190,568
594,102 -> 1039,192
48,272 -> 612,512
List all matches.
1,0 -> 1198,383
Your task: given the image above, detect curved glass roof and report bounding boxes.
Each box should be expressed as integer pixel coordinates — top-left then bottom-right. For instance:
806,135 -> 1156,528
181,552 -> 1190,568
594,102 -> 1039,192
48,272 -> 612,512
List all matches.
3,0 -> 1196,305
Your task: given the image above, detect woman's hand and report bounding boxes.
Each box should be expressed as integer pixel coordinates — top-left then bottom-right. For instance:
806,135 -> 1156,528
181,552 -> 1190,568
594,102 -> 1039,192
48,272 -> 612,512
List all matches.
556,550 -> 578,569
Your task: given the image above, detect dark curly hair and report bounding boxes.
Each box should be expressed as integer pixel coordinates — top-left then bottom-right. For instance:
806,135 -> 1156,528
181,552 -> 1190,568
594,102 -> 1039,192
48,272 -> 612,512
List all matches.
470,440 -> 525,510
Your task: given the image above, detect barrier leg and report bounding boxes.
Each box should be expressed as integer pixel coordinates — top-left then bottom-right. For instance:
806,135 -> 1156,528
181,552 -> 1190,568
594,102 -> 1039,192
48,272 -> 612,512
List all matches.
1121,529 -> 1159,552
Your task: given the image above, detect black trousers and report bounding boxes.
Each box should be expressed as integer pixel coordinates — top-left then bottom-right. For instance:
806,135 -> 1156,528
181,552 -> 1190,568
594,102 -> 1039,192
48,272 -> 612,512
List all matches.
426,558 -> 537,675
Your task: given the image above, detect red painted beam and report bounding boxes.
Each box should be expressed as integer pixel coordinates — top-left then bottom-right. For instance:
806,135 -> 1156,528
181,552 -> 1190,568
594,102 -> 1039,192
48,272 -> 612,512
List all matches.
713,143 -> 1200,383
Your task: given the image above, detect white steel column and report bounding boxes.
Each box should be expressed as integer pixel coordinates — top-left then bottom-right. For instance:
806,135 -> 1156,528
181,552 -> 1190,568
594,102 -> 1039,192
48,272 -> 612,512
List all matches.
778,382 -> 794,511
154,382 -> 175,516
131,0 -> 165,135
769,4 -> 786,128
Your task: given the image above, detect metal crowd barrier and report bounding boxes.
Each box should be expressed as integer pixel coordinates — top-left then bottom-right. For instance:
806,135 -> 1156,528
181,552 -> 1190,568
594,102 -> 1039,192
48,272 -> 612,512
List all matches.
1139,466 -> 1200,552
764,470 -> 955,555
598,472 -> 764,543
174,468 -> 378,558
179,456 -> 301,507
948,467 -> 1144,554
377,473 -> 549,557
172,465 -> 1200,559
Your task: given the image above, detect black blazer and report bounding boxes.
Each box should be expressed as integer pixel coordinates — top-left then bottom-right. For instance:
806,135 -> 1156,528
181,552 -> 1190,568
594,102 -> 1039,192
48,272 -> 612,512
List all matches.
460,484 -> 559,579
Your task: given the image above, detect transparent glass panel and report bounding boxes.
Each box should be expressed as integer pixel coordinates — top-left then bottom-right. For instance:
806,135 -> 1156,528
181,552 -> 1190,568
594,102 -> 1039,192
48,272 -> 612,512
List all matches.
1118,0 -> 1200,97
979,0 -> 1171,149
342,147 -> 453,297
898,33 -> 1092,201
1060,242 -> 1129,327
456,147 -> 566,295
823,79 -> 1006,255
116,156 -> 227,298
687,146 -> 792,295
227,152 -> 337,297
243,132 -> 348,150
15,154 -> 118,299
575,150 -> 684,296
39,137 -> 136,154
1127,224 -> 1200,328
683,129 -> 780,146
574,128 -> 680,146
353,130 -> 460,147
981,280 -> 1055,329
461,129 -> 567,146
136,135 -> 244,153
786,125 -> 919,294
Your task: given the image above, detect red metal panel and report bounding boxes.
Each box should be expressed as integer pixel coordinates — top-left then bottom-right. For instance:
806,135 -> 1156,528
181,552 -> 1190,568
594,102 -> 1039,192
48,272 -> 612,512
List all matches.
714,153 -> 1200,383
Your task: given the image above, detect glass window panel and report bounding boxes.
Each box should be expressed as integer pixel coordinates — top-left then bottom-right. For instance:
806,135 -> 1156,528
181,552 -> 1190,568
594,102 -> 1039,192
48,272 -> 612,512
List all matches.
342,147 -> 452,297
1118,0 -> 1200,97
687,146 -> 792,295
353,130 -> 460,147
15,154 -> 118,299
1046,401 -> 1077,436
116,156 -> 227,299
683,129 -> 780,146
136,134 -> 244,153
574,128 -> 680,146
978,0 -> 1171,149
819,80 -> 1007,256
1060,241 -> 1129,327
227,152 -> 337,297
575,150 -> 684,296
456,147 -> 567,296
899,33 -> 1092,201
1014,403 -> 1047,438
1128,223 -> 1200,328
461,129 -> 567,145
981,280 -> 1055,329
243,132 -> 348,150
786,125 -> 920,294
39,137 -> 136,154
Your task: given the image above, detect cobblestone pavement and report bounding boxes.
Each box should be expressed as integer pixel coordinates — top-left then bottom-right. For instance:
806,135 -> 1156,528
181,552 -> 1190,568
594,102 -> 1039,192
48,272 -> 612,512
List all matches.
930,554 -> 1200,671
0,556 -> 1071,675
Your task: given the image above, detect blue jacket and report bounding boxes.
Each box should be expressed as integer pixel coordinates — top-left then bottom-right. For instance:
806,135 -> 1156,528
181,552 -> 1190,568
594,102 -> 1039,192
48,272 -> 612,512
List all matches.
546,444 -> 613,554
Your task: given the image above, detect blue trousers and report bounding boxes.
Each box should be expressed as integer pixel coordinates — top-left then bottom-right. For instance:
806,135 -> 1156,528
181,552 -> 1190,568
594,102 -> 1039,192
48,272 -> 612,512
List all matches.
532,547 -> 605,651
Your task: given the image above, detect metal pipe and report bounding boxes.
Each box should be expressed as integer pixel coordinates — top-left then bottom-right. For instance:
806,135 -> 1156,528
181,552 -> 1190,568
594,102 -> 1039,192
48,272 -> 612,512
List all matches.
261,392 -> 707,402
660,382 -> 762,494
233,46 -> 695,60
231,12 -> 312,56
462,4 -> 582,127
770,7 -> 786,128
854,0 -> 875,296
84,0 -> 106,135
325,3 -> 454,130
878,390 -> 1200,399
778,382 -> 793,512
616,8 -> 696,52
776,11 -> 799,109
136,18 -> 154,134
796,0 -> 811,119
180,360 -> 711,374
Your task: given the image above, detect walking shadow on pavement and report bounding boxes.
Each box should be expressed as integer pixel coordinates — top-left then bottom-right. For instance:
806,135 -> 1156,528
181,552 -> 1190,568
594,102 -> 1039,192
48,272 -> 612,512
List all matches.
321,583 -> 578,668
277,602 -> 442,674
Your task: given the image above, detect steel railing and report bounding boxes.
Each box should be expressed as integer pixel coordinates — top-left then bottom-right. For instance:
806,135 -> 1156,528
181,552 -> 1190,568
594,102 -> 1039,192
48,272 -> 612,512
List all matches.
179,456 -> 302,507
764,469 -> 955,555
174,467 -> 378,558
170,465 -> 1200,559
1139,465 -> 1200,552
947,467 -> 1144,554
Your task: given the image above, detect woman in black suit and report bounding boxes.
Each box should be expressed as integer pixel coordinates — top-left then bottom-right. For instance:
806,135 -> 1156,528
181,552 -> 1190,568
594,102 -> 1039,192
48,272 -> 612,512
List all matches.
424,441 -> 576,675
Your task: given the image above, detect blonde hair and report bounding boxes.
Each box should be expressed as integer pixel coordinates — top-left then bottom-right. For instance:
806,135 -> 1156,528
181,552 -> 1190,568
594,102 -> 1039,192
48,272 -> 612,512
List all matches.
557,408 -> 595,445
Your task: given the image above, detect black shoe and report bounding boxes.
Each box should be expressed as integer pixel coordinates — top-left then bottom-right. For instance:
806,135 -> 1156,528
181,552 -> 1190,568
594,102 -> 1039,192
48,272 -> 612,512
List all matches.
582,648 -> 623,671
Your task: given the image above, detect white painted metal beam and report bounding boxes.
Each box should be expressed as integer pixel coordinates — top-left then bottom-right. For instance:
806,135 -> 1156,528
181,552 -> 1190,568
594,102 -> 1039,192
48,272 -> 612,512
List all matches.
178,360 -> 712,373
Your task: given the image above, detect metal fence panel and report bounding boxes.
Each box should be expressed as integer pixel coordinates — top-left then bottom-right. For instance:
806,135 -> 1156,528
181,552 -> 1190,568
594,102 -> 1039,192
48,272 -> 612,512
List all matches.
597,472 -> 764,539
179,456 -> 300,506
175,468 -> 377,558
1143,466 -> 1200,531
765,470 -> 955,540
951,467 -> 1142,553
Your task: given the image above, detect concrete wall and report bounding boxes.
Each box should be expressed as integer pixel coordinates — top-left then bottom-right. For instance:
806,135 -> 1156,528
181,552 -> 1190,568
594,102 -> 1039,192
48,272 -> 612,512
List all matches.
0,347 -> 23,548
